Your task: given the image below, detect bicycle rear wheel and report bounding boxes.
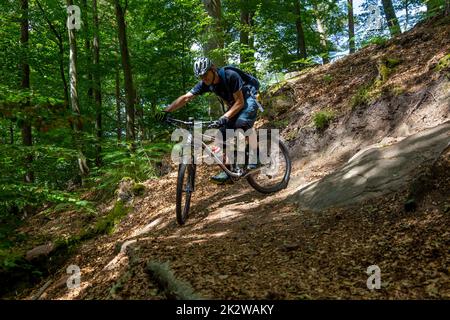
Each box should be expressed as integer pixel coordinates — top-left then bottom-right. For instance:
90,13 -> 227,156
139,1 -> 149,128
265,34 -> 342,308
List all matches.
176,164 -> 195,225
246,134 -> 291,194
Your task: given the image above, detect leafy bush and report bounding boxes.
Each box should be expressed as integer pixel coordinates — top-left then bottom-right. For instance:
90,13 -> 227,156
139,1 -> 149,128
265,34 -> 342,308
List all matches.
436,54 -> 450,74
86,141 -> 172,201
362,36 -> 389,47
350,84 -> 373,109
291,57 -> 318,70
376,57 -> 402,85
313,110 -> 335,131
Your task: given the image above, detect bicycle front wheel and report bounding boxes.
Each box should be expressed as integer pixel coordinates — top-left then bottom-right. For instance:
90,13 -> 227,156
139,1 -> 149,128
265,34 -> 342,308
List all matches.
176,163 -> 195,225
246,135 -> 291,194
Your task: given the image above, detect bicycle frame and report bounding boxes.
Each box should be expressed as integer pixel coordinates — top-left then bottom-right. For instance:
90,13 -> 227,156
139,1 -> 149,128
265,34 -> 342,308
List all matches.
169,116 -> 291,225
167,117 -> 264,181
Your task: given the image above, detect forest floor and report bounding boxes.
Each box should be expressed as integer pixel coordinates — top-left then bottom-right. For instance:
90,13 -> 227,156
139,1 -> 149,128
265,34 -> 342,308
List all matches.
9,14 -> 450,300
19,125 -> 449,300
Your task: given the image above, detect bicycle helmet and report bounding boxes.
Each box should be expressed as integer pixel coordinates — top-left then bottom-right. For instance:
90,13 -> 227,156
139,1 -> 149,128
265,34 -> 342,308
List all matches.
193,57 -> 213,77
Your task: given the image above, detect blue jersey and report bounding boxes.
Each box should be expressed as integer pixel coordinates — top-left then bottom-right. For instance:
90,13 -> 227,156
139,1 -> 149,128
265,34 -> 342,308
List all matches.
190,68 -> 243,107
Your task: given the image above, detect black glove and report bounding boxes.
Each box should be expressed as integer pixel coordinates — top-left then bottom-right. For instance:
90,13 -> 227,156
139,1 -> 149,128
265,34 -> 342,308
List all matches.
217,116 -> 229,127
155,110 -> 169,122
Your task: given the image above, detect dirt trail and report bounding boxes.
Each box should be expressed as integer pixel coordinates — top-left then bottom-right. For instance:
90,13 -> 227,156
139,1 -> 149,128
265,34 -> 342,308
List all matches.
21,16 -> 450,300
23,118 -> 449,300
290,121 -> 450,211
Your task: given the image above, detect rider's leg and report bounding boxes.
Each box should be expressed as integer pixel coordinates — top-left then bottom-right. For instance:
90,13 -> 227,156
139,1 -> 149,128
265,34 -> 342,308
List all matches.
210,86 -> 260,183
210,123 -> 235,184
234,89 -> 260,170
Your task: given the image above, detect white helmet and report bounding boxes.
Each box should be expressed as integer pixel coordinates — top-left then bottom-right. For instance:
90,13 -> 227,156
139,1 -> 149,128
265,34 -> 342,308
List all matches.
193,57 -> 213,77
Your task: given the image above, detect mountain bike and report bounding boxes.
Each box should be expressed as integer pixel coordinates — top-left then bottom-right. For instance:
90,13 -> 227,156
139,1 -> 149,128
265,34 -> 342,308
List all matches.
165,116 -> 291,225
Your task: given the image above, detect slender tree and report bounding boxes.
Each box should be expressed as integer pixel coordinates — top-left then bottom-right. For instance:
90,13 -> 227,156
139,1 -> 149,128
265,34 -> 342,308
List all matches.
381,0 -> 401,36
20,0 -> 33,183
35,0 -> 69,108
81,0 -> 93,100
294,0 -> 307,60
202,0 -> 225,65
404,0 -> 410,29
115,60 -> 122,143
240,1 -> 255,70
9,124 -> 14,144
313,2 -> 330,64
67,0 -> 90,177
347,0 -> 356,53
114,0 -> 136,145
92,0 -> 102,166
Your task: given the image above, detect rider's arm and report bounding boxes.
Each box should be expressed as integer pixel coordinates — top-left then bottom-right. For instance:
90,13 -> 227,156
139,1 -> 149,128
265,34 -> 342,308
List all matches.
223,90 -> 245,119
165,92 -> 196,112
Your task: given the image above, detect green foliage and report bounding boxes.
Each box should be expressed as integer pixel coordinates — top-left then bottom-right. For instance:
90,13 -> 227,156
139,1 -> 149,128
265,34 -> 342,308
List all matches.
350,83 -> 375,109
390,85 -> 406,96
132,183 -> 146,196
350,87 -> 370,109
312,110 -> 335,131
323,74 -> 334,84
0,248 -> 28,273
376,57 -> 402,85
0,183 -> 93,216
285,128 -> 299,142
50,200 -> 131,256
86,141 -> 171,201
272,118 -> 290,129
435,54 -> 450,73
0,213 -> 32,276
362,36 -> 389,47
91,200 -> 130,236
291,57 -> 318,70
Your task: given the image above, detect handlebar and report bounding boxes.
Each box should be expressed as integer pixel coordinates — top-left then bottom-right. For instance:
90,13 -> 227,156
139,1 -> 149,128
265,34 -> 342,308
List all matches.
165,116 -> 222,129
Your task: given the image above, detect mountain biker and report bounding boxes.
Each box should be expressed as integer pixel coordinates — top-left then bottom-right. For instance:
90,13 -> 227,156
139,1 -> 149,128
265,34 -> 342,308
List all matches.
159,57 -> 261,184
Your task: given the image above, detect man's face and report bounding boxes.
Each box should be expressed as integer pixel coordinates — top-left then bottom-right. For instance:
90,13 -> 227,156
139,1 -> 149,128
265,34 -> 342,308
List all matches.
200,69 -> 215,86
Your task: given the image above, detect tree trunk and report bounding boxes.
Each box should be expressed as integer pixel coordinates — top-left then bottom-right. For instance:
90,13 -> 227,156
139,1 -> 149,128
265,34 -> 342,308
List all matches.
427,0 -> 442,16
381,0 -> 401,36
35,0 -> 69,108
404,0 -> 409,30
239,0 -> 256,73
92,0 -> 102,166
312,2 -> 330,64
180,13 -> 187,93
202,0 -> 225,117
202,0 -> 225,65
20,0 -> 33,183
445,0 -> 450,16
134,90 -> 143,140
10,123 -> 14,144
294,0 -> 307,60
81,0 -> 93,101
115,63 -> 122,143
114,0 -> 135,145
59,43 -> 70,110
67,0 -> 89,177
347,0 -> 356,54
240,3 -> 255,71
